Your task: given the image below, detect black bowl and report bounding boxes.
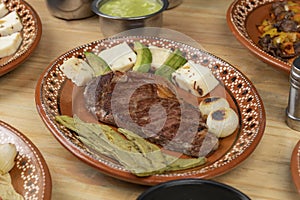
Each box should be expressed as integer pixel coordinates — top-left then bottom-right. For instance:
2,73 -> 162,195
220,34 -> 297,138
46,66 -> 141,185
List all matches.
137,179 -> 251,200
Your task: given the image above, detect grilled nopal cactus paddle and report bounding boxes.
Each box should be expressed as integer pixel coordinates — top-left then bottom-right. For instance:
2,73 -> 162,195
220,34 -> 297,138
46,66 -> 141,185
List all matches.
55,115 -> 207,177
132,41 -> 152,73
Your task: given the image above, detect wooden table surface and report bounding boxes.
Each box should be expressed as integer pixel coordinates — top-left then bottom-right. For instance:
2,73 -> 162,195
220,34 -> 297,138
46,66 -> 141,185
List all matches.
1,0 -> 300,199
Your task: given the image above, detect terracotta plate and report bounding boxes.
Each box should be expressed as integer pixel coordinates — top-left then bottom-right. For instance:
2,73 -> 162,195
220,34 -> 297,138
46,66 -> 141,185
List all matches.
35,36 -> 266,186
0,0 -> 42,76
0,120 -> 52,199
291,140 -> 300,194
227,0 -> 291,74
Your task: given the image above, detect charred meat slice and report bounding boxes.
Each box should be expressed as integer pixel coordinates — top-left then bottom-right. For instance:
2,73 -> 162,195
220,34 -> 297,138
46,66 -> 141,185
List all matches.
84,71 -> 218,157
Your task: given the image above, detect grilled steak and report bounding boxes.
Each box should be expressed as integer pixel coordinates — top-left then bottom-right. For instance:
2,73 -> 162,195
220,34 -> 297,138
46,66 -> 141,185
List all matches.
84,71 -> 218,157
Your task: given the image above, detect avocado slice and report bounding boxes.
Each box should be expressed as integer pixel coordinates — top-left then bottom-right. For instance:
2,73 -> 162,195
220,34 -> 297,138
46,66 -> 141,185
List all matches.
132,41 -> 152,73
84,51 -> 111,76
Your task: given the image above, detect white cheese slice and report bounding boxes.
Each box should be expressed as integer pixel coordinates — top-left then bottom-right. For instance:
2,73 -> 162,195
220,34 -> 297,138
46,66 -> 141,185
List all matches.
0,32 -> 22,58
148,45 -> 171,71
0,10 -> 23,36
0,3 -> 8,18
171,60 -> 219,97
98,42 -> 136,72
59,57 -> 94,86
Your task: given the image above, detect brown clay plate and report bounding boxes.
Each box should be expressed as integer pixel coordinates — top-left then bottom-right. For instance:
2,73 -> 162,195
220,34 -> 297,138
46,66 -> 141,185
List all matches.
0,0 -> 42,76
35,36 -> 266,186
0,120 -> 52,199
227,0 -> 291,74
291,140 -> 300,194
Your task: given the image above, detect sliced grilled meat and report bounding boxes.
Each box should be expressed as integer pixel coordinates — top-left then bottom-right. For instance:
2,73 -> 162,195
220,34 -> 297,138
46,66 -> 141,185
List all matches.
84,71 -> 218,157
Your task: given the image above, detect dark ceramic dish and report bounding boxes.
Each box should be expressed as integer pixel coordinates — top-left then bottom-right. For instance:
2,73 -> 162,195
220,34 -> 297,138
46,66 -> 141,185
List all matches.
137,179 -> 251,200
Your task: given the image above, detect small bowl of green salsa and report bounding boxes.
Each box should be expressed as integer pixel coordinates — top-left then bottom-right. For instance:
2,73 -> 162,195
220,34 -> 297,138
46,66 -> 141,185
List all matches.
91,0 -> 169,36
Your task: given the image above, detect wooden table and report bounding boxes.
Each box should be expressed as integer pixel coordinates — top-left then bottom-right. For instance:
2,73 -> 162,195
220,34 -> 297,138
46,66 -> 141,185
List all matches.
1,0 -> 300,199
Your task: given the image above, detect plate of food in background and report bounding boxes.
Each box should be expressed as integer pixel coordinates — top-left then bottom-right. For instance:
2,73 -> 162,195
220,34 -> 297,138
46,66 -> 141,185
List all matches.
227,0 -> 300,74
35,35 -> 266,185
0,0 -> 42,76
291,140 -> 300,194
0,120 -> 51,199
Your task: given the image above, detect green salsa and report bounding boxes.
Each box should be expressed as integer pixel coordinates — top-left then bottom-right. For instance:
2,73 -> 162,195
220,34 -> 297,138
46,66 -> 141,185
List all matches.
99,0 -> 162,18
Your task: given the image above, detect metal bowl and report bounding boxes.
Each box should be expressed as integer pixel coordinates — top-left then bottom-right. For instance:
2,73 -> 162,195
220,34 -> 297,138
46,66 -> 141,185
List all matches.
167,0 -> 183,9
91,0 -> 169,36
46,0 -> 95,20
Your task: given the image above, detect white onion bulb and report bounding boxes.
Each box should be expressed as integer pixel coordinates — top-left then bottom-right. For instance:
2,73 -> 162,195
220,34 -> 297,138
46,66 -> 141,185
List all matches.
206,107 -> 239,138
0,143 -> 17,175
199,96 -> 229,116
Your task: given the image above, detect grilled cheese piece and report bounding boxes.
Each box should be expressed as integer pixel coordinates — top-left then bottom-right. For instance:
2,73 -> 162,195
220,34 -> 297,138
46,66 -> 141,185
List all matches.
171,60 -> 219,97
59,57 -> 94,86
0,11 -> 23,36
0,32 -> 22,58
98,42 -> 136,72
